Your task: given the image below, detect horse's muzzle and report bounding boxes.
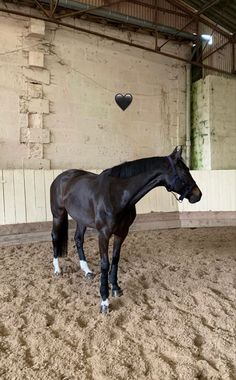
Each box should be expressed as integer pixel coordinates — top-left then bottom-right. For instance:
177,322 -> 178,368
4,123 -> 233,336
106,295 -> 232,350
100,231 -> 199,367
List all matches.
188,186 -> 202,203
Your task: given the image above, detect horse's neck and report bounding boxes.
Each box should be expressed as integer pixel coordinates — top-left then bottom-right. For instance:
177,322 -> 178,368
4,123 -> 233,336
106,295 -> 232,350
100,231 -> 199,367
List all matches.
123,169 -> 165,207
108,157 -> 167,209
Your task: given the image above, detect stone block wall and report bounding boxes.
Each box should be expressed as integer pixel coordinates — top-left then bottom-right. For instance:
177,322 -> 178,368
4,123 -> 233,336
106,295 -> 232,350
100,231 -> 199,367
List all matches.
1,9 -> 235,171
19,19 -> 51,169
0,10 -> 189,170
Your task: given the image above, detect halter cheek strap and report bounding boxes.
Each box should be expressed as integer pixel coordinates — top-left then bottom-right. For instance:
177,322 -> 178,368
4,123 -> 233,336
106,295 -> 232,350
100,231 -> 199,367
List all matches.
167,156 -> 196,202
167,156 -> 179,189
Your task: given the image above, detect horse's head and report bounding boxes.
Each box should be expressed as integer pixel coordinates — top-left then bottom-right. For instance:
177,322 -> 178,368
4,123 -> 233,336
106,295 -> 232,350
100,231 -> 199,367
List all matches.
166,146 -> 202,203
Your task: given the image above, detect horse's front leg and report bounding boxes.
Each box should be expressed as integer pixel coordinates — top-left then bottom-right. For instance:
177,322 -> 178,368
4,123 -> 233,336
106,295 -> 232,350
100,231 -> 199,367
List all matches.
99,231 -> 110,314
109,234 -> 127,297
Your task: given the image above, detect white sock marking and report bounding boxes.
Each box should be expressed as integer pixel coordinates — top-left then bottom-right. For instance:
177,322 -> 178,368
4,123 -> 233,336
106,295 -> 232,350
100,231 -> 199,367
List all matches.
101,298 -> 109,307
80,260 -> 93,275
53,258 -> 61,274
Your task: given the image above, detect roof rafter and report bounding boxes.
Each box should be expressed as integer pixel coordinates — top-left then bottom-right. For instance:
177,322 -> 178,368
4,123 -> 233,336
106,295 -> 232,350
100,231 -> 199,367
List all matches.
34,0 -> 50,17
0,5 -> 233,76
159,0 -> 221,49
203,39 -> 230,60
50,0 -> 59,17
165,0 -> 231,39
54,0 -> 127,20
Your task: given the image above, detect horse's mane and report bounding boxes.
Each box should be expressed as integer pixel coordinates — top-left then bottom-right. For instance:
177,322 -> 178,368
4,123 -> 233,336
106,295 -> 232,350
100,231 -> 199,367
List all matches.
104,157 -> 162,179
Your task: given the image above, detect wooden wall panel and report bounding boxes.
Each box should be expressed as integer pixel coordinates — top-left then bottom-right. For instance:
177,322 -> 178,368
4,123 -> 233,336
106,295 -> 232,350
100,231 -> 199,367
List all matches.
178,171 -> 236,212
0,170 -> 5,225
53,170 -> 63,179
24,170 -> 37,223
13,170 -> 26,224
3,170 -> 15,224
0,169 -> 235,225
34,171 -> 47,222
136,187 -> 178,214
44,170 -> 54,222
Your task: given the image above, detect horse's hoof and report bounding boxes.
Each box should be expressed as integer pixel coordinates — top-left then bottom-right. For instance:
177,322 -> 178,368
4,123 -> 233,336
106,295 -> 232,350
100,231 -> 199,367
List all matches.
100,305 -> 109,314
85,272 -> 95,281
112,288 -> 123,297
54,270 -> 62,276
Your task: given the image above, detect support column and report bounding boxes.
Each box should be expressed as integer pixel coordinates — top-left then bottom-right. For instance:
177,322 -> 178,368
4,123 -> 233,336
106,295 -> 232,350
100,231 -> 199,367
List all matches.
19,19 -> 51,169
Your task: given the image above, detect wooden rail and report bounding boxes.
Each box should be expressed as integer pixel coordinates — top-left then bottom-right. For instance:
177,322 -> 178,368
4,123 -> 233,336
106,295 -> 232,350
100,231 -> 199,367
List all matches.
0,169 -> 235,225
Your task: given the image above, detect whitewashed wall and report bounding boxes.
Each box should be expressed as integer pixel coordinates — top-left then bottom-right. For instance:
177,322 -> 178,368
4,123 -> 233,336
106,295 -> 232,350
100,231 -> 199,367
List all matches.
0,169 -> 235,225
192,75 -> 236,170
0,12 -> 189,171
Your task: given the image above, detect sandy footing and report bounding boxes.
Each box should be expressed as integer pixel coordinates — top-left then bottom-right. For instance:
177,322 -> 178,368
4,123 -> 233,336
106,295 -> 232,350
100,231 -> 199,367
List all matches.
0,227 -> 235,380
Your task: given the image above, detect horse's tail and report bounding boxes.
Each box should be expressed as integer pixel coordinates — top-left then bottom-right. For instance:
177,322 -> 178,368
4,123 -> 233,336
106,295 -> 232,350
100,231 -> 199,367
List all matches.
51,210 -> 68,258
50,171 -> 71,258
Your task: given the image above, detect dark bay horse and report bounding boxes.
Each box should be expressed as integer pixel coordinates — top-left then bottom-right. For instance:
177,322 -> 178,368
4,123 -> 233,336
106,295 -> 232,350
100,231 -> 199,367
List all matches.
50,146 -> 202,313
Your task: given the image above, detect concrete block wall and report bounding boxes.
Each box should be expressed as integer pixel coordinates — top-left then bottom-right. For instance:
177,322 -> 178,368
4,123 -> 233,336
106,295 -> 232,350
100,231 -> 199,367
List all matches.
192,75 -> 236,170
28,18 -> 45,37
28,51 -> 44,68
0,10 -> 189,170
191,77 -> 211,169
43,24 -> 188,169
0,14 -> 27,167
20,19 -> 51,169
210,76 -> 236,169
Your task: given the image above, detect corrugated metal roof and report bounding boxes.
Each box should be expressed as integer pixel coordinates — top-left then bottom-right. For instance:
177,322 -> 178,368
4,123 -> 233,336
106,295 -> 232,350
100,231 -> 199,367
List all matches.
181,0 -> 236,34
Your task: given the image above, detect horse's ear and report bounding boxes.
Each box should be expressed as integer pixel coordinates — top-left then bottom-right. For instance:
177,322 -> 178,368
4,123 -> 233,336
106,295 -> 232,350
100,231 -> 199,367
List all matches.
171,146 -> 182,160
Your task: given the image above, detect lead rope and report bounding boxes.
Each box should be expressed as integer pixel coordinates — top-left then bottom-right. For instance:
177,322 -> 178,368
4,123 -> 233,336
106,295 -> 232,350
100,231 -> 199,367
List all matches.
167,156 -> 183,203
170,191 -> 183,203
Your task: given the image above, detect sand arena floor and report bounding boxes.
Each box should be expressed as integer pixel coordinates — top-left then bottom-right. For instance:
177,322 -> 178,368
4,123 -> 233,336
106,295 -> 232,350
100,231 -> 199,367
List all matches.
0,227 -> 235,380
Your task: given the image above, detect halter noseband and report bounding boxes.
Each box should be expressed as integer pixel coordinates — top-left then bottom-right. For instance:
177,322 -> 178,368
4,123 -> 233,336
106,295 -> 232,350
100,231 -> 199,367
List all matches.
167,156 -> 196,202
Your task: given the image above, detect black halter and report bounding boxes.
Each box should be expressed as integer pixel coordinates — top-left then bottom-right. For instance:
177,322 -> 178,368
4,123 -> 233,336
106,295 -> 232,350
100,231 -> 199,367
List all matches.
167,156 -> 196,202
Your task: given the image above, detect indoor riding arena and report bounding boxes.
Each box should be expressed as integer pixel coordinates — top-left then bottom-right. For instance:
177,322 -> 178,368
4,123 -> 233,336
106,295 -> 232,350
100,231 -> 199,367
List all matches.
0,1 -> 235,379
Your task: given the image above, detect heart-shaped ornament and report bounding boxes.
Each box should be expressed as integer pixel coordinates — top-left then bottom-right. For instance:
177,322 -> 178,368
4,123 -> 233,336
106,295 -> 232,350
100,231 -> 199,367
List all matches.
115,93 -> 133,111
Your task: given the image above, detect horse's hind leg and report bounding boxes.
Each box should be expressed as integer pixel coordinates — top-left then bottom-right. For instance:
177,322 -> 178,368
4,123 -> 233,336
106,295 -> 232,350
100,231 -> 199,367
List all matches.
74,223 -> 95,280
109,207 -> 136,298
99,231 -> 110,313
51,210 -> 68,275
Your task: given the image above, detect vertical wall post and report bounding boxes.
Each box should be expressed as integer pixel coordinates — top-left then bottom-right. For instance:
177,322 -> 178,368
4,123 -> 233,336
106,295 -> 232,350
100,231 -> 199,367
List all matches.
185,63 -> 191,167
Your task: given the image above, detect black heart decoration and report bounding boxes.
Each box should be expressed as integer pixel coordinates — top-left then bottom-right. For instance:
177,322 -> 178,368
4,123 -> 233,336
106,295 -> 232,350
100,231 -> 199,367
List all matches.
115,93 -> 133,111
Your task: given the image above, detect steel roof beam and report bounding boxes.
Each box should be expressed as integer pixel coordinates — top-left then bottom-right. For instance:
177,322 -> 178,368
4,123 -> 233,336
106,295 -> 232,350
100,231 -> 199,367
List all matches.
0,6 -> 234,76
159,0 -> 222,49
54,0 -> 126,20
50,0 -> 59,17
39,0 -> 196,40
202,39 -> 230,60
34,0 -> 50,17
165,0 -> 231,39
